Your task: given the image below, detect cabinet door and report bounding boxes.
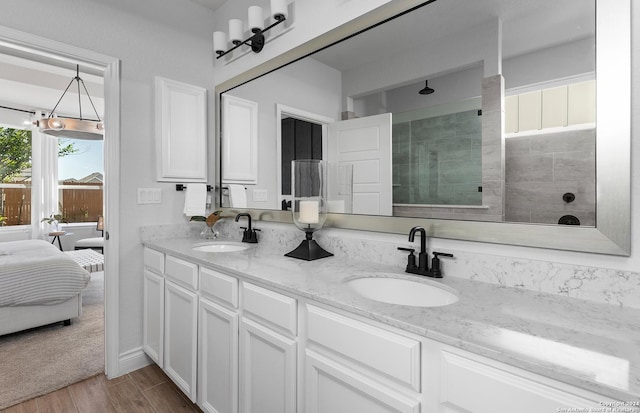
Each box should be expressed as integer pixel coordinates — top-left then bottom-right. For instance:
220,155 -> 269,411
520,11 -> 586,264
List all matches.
239,318 -> 296,413
199,297 -> 239,413
155,76 -> 207,182
142,269 -> 164,367
164,280 -> 198,402
305,351 -> 420,413
221,94 -> 258,184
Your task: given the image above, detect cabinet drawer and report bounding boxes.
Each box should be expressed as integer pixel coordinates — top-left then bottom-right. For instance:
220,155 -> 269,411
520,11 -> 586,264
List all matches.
144,247 -> 165,274
200,267 -> 238,308
241,282 -> 297,336
305,305 -> 420,391
438,350 -> 607,413
165,255 -> 198,290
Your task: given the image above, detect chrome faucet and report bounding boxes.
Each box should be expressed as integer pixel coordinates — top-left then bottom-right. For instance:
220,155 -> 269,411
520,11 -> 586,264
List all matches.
235,213 -> 260,243
397,226 -> 453,278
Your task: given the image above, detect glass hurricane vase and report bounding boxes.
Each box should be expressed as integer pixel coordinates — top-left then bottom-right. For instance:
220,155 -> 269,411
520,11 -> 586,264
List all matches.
285,159 -> 333,261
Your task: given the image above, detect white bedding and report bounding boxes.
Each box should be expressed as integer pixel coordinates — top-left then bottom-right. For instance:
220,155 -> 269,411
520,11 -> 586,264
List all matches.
0,239 -> 90,306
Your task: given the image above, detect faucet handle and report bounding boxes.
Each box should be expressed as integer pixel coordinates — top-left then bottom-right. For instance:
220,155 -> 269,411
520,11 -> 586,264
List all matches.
430,252 -> 454,278
397,247 -> 414,252
397,247 -> 417,271
240,227 -> 259,243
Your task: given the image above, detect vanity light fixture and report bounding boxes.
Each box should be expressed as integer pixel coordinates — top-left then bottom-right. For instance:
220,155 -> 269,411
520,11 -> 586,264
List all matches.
213,0 -> 289,59
35,64 -> 104,140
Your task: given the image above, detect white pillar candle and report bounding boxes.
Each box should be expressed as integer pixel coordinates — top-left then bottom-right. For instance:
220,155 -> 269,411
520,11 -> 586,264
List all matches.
298,200 -> 319,224
248,6 -> 264,32
213,31 -> 227,54
270,0 -> 288,20
228,19 -> 243,44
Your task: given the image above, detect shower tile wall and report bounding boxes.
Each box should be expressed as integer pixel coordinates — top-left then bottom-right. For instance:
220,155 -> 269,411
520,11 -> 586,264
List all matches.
505,128 -> 595,225
393,109 -> 483,205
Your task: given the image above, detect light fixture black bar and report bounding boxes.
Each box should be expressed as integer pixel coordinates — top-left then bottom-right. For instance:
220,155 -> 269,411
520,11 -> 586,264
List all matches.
216,14 -> 286,59
76,65 -> 82,120
0,105 -> 36,115
79,77 -> 102,121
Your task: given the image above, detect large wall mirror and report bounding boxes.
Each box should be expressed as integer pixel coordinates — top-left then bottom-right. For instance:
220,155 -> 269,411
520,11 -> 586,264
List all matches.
216,0 -> 630,255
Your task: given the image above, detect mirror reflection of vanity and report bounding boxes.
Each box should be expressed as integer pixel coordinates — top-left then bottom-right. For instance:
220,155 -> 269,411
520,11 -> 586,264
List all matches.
216,0 -> 630,256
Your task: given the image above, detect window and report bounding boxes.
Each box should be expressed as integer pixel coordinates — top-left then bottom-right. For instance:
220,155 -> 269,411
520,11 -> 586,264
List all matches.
58,137 -> 103,223
0,126 -> 32,227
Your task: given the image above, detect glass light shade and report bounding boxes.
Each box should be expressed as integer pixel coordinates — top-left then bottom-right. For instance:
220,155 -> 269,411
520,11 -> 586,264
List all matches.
286,159 -> 333,260
213,31 -> 228,54
248,6 -> 264,33
270,0 -> 288,20
229,19 -> 244,44
38,116 -> 104,140
49,118 -> 64,131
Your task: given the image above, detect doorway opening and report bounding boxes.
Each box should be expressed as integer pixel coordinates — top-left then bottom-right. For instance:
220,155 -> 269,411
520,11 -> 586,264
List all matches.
0,24 -> 120,396
276,104 -> 334,210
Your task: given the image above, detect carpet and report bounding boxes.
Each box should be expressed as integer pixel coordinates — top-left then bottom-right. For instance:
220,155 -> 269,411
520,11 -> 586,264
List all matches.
0,271 -> 104,410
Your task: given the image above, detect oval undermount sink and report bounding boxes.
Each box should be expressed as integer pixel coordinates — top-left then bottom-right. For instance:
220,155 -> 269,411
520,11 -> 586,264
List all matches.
192,242 -> 249,253
347,276 -> 458,307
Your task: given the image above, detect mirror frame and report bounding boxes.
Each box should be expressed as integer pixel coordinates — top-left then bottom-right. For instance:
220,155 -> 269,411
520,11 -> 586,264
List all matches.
215,0 -> 630,255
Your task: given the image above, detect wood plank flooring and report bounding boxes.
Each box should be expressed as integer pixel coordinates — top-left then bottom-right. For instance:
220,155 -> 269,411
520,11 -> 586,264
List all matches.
1,364 -> 202,413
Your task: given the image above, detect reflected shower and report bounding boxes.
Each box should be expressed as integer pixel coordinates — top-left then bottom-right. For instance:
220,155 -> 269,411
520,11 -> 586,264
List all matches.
419,80 -> 435,95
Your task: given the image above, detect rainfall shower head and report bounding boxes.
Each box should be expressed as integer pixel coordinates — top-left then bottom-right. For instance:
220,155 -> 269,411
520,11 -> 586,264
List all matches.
419,80 -> 435,95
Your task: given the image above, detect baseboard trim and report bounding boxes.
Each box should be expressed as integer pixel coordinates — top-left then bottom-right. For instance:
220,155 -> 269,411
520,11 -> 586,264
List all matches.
118,347 -> 152,376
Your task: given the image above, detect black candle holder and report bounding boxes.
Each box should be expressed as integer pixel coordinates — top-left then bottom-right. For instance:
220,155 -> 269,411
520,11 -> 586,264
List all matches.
285,228 -> 333,261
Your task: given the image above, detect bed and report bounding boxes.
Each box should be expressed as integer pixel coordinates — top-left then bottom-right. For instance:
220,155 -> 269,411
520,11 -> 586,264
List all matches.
0,239 -> 91,336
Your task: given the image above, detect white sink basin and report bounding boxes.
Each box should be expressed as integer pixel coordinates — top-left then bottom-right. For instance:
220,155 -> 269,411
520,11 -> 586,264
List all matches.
192,242 -> 250,253
347,276 -> 458,307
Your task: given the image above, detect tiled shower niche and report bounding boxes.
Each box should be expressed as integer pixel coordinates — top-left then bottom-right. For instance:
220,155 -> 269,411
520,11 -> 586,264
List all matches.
392,108 -> 483,206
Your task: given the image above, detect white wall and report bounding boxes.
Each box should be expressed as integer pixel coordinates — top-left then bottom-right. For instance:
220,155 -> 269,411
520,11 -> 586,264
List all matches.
213,2 -> 640,274
504,37 -> 595,90
2,0 -> 217,360
355,37 -> 594,117
212,0 -> 394,84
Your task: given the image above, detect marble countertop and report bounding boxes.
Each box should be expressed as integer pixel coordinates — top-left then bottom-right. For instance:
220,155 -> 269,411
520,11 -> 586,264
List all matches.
143,237 -> 640,401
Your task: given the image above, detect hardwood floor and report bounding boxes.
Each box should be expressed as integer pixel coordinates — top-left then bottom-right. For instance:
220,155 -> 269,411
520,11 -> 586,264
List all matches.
1,364 -> 203,413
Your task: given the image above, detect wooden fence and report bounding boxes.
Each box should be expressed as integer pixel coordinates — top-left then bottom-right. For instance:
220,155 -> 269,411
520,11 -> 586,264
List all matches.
0,182 -> 103,226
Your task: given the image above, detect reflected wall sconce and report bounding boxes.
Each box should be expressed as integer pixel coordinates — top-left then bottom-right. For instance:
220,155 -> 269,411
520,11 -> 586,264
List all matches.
213,0 -> 289,59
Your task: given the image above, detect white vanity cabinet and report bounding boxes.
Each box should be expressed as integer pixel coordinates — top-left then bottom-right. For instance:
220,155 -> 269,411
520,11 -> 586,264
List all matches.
303,304 -> 422,413
142,248 -> 165,367
163,255 -> 199,402
142,247 -> 630,413
198,267 -> 240,413
421,340 -> 614,413
239,282 -> 297,413
142,249 -> 199,402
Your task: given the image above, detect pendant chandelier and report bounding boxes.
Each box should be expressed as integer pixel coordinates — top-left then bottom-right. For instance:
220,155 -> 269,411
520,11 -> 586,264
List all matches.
35,64 -> 104,140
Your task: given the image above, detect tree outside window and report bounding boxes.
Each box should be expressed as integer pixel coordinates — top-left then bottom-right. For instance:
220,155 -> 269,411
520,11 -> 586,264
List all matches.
0,127 -> 101,227
0,127 -> 32,226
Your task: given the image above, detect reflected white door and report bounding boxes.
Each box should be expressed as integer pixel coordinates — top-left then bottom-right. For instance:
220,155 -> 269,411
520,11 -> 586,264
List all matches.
328,113 -> 392,216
